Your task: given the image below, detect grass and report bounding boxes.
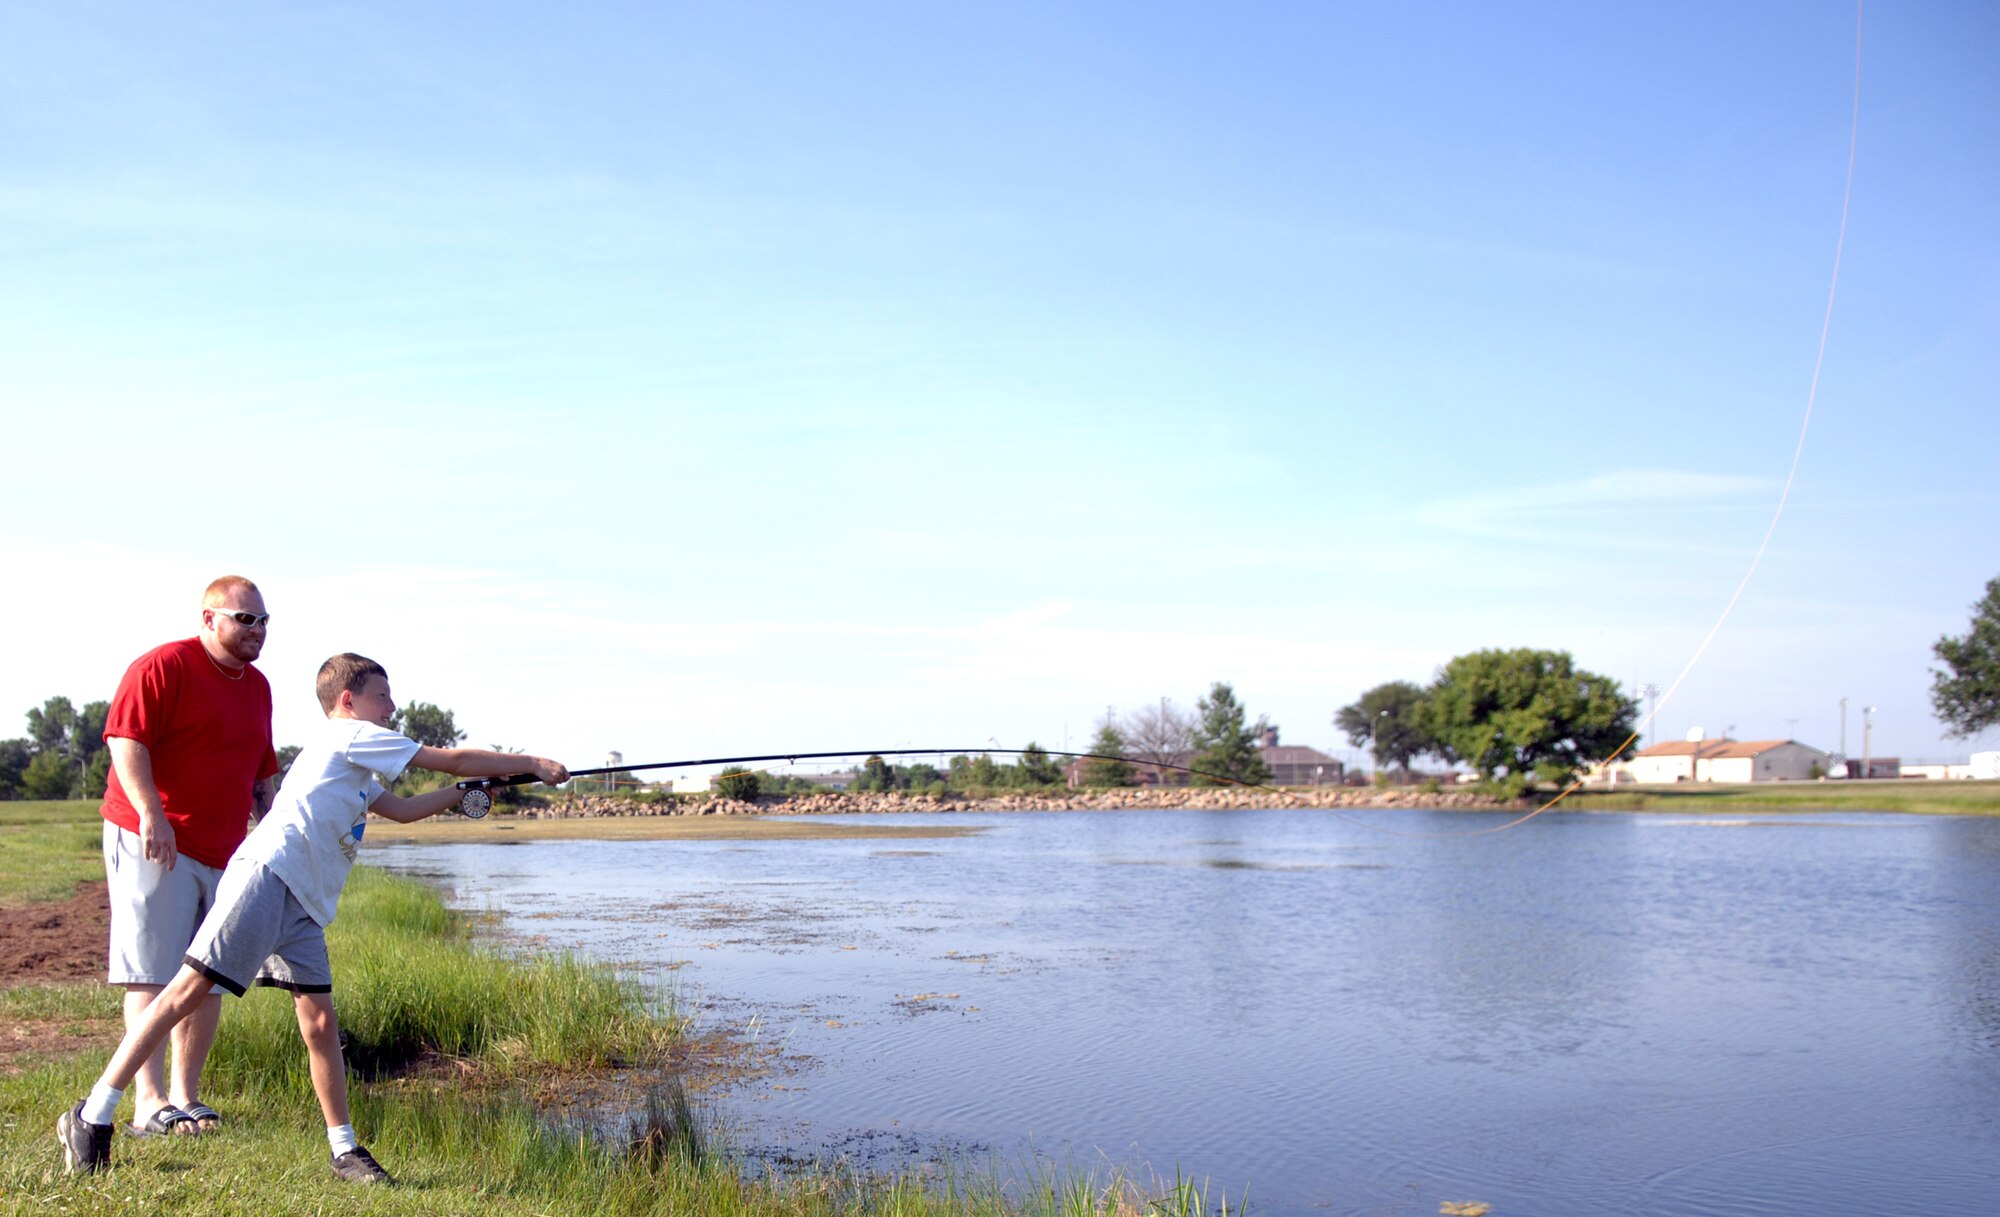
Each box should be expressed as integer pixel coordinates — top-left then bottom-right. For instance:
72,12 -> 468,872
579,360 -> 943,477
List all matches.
0,799 -> 106,903
1560,778 -> 2000,815
0,800 -> 1241,1217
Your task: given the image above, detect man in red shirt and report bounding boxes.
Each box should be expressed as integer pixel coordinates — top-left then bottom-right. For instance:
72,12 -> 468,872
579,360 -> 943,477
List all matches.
100,575 -> 279,1136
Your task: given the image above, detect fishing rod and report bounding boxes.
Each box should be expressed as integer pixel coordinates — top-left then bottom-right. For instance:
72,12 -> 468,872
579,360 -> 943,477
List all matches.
452,747 -> 1259,818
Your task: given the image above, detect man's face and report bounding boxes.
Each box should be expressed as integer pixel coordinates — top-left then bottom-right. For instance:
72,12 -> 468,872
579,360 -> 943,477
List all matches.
203,588 -> 269,665
348,675 -> 397,729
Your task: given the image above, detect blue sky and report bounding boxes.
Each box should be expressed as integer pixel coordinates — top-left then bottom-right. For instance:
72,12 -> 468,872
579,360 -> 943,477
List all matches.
2,1 -> 1994,774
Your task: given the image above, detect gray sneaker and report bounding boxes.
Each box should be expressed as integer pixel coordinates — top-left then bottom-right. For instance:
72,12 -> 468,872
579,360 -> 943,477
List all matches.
57,1102 -> 112,1175
331,1146 -> 394,1185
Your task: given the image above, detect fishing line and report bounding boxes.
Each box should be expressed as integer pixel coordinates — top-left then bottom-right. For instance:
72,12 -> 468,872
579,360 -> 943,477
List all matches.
1370,0 -> 1867,838
461,6 -> 1865,838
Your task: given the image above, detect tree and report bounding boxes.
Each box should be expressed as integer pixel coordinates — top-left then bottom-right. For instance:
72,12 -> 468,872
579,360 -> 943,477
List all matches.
1932,576 -> 2000,738
1189,681 -> 1271,786
390,702 -> 466,750
22,748 -> 79,800
0,738 -> 29,799
1335,681 -> 1435,776
1123,698 -> 1196,781
714,766 -> 761,801
1417,648 -> 1636,787
26,697 -> 79,763
82,747 -> 112,799
1016,742 -> 1064,787
857,754 -> 893,792
276,745 -> 303,783
1081,718 -> 1136,787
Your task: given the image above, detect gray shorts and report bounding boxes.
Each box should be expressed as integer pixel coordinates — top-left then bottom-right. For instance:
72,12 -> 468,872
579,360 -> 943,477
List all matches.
185,859 -> 333,997
104,821 -> 226,987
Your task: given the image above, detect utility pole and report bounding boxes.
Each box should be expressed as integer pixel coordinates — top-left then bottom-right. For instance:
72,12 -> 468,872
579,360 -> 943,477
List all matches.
1640,683 -> 1660,747
1862,706 -> 1877,779
1839,697 -> 1850,763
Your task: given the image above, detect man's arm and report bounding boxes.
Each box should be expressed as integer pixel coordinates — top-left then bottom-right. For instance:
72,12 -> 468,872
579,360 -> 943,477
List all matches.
408,747 -> 567,786
250,775 -> 276,825
108,737 -> 175,870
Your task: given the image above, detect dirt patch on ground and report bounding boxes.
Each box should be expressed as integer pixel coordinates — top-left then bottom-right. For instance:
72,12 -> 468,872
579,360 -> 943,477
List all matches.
1,881 -> 107,986
0,881 -> 119,1075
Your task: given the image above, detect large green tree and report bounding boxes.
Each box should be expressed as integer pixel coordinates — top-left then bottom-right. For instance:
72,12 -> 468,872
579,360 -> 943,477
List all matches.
1932,576 -> 2000,738
1417,648 -> 1636,786
1189,682 -> 1271,786
1081,719 -> 1136,787
391,702 -> 466,750
1335,680 -> 1435,775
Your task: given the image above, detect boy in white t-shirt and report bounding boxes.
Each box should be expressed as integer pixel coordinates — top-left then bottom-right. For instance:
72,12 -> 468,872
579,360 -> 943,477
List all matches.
58,653 -> 567,1184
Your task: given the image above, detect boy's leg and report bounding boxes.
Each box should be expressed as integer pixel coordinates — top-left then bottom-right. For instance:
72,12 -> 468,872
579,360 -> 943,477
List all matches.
294,992 -> 392,1184
58,965 -> 214,1173
293,991 -> 350,1130
118,985 -> 178,1123
119,987 -> 221,1130
103,967 -> 218,1094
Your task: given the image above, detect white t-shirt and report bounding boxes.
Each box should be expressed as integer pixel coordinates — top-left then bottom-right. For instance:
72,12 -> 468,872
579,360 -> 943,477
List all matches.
237,717 -> 422,926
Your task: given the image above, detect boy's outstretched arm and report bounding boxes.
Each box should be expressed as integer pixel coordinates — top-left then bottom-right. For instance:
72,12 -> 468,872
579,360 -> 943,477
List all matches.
368,751 -> 568,824
410,747 -> 567,785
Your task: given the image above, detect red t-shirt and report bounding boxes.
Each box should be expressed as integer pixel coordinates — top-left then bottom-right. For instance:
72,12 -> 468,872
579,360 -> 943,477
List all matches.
101,637 -> 280,869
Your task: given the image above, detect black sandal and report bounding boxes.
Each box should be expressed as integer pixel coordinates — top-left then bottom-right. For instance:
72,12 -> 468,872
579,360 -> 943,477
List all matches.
131,1105 -> 198,1137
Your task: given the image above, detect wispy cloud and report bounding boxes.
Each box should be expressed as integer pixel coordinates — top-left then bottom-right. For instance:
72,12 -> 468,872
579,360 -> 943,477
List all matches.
1414,469 -> 1775,551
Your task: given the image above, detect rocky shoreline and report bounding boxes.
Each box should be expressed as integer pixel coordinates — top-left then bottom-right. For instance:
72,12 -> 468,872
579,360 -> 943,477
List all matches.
511,786 -> 1525,819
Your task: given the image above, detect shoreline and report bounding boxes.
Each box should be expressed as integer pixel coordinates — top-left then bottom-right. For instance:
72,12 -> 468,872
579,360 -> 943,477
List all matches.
502,777 -> 2000,821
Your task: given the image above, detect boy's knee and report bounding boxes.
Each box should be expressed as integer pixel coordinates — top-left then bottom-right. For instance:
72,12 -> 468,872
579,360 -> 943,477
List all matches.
294,995 -> 341,1044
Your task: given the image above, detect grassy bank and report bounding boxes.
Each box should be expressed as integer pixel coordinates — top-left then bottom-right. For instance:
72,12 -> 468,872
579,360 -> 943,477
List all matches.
1560,779 -> 2000,815
0,801 -> 1231,1217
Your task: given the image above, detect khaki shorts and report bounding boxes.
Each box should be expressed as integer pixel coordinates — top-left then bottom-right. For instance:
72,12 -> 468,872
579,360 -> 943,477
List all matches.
103,821 -> 226,987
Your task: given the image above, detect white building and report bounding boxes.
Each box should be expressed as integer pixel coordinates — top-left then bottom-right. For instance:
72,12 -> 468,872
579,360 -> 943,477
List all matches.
1626,737 -> 1832,783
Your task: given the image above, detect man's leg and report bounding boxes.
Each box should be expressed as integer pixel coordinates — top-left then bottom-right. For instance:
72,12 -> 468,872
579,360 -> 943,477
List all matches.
167,991 -> 223,1128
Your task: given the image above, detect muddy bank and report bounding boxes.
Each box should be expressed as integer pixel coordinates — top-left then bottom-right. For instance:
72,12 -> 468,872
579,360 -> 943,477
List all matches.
518,785 -> 1522,819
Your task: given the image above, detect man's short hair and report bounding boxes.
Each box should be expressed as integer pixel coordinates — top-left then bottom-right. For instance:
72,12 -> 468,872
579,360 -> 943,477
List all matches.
202,575 -> 260,607
317,653 -> 388,713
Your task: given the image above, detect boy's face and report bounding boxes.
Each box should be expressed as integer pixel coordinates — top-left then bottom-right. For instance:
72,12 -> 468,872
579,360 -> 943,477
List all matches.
345,675 -> 396,728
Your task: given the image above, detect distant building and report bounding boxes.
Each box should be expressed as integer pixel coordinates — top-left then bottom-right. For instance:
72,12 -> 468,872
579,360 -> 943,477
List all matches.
1843,757 -> 1901,780
1060,727 -> 1344,788
1902,763 -> 1982,780
1253,727 -> 1344,786
1626,737 -> 1832,783
1975,752 -> 2000,781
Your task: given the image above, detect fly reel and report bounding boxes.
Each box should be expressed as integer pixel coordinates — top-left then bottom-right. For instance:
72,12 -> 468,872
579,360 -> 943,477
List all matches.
455,782 -> 492,819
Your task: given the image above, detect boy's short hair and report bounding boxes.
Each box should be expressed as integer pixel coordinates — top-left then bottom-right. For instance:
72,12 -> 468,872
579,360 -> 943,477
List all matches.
316,653 -> 388,713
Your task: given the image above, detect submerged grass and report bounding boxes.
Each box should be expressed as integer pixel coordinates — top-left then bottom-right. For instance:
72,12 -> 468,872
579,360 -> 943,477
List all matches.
0,800 -> 1240,1216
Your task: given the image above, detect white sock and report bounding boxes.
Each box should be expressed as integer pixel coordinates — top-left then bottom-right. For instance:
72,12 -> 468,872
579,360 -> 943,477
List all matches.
328,1124 -> 359,1157
82,1083 -> 123,1127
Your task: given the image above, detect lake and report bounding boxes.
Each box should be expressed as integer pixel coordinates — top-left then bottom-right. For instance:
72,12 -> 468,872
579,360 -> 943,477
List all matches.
370,808 -> 2000,1215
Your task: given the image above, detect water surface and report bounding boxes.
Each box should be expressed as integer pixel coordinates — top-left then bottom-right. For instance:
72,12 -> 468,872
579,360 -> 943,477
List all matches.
371,808 -> 2000,1215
